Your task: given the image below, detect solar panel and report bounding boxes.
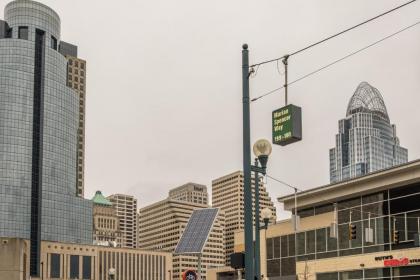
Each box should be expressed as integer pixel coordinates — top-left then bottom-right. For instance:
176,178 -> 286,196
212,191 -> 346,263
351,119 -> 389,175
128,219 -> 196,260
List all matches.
174,208 -> 219,254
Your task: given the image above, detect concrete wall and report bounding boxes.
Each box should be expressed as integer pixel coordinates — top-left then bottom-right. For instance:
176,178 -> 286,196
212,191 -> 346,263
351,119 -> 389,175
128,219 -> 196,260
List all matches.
0,238 -> 28,280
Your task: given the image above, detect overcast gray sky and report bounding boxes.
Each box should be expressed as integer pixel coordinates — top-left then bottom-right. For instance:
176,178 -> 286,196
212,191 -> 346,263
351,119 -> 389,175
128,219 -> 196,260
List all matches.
2,0 -> 419,219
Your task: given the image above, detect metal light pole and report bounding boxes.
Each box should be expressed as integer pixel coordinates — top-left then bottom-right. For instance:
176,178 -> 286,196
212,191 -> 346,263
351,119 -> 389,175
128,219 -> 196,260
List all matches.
254,158 -> 261,280
261,207 -> 273,280
242,43 -> 254,280
40,261 -> 43,280
252,140 -> 272,280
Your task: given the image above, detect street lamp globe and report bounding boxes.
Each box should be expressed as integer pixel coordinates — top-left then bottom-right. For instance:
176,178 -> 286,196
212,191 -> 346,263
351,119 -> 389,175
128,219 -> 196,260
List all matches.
253,139 -> 272,158
261,207 -> 272,228
108,268 -> 115,277
253,139 -> 272,170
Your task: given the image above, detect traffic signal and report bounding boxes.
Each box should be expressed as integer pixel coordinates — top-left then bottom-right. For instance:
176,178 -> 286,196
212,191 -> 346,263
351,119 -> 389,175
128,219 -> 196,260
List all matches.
349,223 -> 357,240
393,230 -> 400,244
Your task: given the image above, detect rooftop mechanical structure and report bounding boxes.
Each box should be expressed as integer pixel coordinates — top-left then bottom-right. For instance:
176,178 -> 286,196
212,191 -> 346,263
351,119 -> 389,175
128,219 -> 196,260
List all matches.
329,82 -> 408,183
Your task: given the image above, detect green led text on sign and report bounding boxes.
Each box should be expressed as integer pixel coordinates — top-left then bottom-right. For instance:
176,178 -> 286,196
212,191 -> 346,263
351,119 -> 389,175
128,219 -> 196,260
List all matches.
272,104 -> 302,146
273,108 -> 292,142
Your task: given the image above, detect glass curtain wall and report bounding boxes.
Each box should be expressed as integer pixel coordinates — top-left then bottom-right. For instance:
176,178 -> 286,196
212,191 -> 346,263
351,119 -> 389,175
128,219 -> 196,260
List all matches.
266,183 -> 420,278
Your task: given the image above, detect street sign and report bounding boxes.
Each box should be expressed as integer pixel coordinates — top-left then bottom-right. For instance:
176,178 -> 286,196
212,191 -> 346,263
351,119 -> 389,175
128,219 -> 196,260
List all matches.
272,104 -> 302,146
183,269 -> 198,280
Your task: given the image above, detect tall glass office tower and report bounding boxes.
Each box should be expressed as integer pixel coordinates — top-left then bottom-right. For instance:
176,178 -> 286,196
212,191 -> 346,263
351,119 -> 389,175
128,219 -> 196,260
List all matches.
329,82 -> 408,183
0,0 -> 92,276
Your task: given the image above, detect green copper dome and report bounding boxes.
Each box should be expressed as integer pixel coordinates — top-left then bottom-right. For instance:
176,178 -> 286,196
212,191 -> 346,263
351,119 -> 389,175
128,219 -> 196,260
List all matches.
91,191 -> 113,206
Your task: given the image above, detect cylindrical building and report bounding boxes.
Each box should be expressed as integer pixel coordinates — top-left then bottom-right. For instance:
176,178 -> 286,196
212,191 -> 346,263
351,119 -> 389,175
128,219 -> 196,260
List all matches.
0,0 -> 92,276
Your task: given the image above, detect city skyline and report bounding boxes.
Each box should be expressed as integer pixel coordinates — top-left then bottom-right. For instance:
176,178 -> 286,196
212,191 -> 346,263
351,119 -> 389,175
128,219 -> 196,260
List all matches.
1,0 -> 418,220
1,0 -> 420,279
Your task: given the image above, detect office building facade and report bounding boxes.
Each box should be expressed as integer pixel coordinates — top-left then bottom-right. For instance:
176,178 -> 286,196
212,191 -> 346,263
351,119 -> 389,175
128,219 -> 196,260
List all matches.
168,182 -> 208,205
212,171 -> 276,265
108,194 -> 139,249
330,82 -> 408,183
58,41 -> 87,198
92,191 -> 123,247
0,0 -> 93,276
277,160 -> 420,279
139,197 -> 225,279
0,238 -> 172,280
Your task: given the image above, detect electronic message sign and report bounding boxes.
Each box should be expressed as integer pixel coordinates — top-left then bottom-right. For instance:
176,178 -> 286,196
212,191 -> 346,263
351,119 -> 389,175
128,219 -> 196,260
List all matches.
272,104 -> 302,146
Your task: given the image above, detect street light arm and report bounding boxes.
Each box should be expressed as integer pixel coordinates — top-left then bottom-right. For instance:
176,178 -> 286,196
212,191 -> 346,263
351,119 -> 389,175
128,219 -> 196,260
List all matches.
251,165 -> 266,175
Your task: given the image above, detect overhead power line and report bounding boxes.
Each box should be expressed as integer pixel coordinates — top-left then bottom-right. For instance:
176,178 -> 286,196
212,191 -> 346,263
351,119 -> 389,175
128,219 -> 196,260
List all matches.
266,174 -> 297,191
250,0 -> 418,68
251,20 -> 420,102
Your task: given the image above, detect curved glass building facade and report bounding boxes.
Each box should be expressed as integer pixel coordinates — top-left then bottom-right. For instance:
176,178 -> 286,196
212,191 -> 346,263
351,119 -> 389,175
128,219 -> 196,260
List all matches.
0,0 -> 92,275
329,82 -> 408,183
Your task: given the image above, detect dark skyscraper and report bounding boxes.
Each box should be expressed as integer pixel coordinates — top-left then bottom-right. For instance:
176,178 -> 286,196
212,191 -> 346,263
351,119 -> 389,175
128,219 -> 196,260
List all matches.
0,0 -> 92,276
329,82 -> 408,183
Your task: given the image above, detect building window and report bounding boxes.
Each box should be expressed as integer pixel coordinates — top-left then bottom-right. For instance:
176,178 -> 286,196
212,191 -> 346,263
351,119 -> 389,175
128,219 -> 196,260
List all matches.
50,254 -> 61,278
5,28 -> 12,38
51,36 -> 57,50
70,255 -> 79,279
18,26 -> 28,40
317,272 -> 338,280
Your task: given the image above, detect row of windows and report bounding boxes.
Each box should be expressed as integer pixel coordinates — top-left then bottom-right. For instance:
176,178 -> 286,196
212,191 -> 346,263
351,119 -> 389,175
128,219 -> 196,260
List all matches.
68,58 -> 85,69
12,26 -> 58,51
98,251 -> 166,280
297,184 -> 420,219
68,67 -> 85,76
50,253 -> 92,279
68,82 -> 84,91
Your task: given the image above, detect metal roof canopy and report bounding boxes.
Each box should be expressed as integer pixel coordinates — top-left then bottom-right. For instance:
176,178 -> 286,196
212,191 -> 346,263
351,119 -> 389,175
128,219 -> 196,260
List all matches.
174,208 -> 219,255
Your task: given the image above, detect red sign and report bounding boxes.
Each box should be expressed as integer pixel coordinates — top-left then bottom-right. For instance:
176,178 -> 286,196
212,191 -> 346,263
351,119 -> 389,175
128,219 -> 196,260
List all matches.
384,257 -> 409,267
182,269 -> 198,280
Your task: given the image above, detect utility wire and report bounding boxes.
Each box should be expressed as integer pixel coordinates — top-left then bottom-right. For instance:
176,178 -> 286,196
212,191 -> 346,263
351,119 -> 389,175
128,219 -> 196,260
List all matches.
266,174 -> 298,191
249,0 -> 418,68
251,20 -> 420,102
